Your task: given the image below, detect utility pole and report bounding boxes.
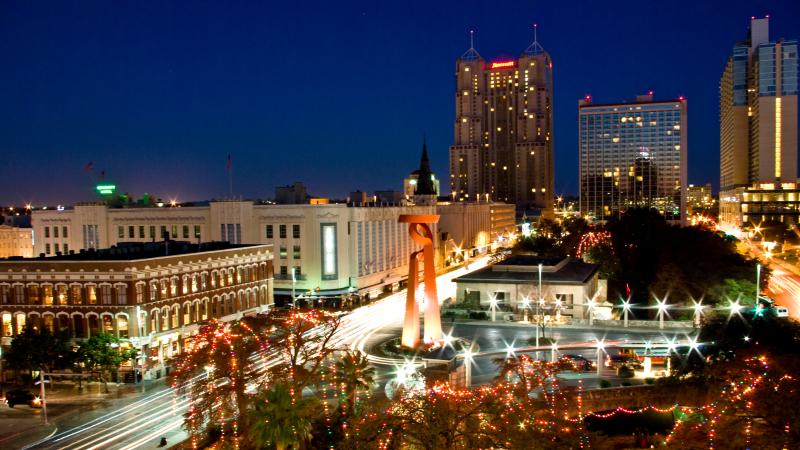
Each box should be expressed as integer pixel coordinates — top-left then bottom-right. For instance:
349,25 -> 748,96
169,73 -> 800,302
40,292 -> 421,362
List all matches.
291,267 -> 297,308
755,263 -> 761,305
536,263 -> 542,348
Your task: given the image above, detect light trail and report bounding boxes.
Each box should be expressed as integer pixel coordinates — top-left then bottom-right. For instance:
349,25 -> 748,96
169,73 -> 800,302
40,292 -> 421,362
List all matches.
31,257 -> 489,449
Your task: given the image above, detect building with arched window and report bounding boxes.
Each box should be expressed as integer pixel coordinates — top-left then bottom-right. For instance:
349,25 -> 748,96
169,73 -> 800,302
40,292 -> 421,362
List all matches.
0,241 -> 273,380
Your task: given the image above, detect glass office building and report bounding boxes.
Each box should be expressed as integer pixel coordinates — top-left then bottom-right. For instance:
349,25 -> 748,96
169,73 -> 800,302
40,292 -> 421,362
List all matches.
579,94 -> 687,223
718,17 -> 798,229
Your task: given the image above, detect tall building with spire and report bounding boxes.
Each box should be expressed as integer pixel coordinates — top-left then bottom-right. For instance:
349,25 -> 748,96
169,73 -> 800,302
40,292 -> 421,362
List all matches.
719,17 -> 799,229
448,27 -> 554,217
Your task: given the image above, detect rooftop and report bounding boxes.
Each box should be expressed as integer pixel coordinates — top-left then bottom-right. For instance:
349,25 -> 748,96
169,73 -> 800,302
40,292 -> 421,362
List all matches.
454,256 -> 599,285
3,240 -> 262,262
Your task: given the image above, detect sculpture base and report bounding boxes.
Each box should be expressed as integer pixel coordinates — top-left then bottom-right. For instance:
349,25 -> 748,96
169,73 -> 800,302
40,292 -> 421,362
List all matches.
370,336 -> 475,362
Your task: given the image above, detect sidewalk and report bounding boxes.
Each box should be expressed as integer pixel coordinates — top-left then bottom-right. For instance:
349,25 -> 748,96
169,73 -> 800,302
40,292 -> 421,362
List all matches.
0,379 -> 166,449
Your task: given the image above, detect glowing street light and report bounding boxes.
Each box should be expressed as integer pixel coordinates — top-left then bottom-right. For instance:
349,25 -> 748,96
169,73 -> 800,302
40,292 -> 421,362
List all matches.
692,299 -> 704,327
595,340 -> 605,376
586,298 -> 597,326
621,298 -> 632,328
505,342 -> 516,358
656,298 -> 670,329
443,333 -> 454,348
688,335 -> 701,355
489,294 -> 498,322
521,296 -> 530,323
728,299 -> 743,318
463,348 -> 474,387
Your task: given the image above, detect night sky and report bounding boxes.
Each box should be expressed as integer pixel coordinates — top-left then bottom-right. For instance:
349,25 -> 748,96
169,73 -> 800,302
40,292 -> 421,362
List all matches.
1,1 -> 798,206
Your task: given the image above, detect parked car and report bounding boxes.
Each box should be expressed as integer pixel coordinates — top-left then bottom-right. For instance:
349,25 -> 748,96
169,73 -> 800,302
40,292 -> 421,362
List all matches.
558,354 -> 594,372
3,389 -> 41,408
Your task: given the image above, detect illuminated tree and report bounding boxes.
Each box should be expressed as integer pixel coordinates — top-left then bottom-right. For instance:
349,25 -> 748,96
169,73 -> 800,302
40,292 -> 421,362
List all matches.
246,383 -> 318,450
335,351 -> 376,416
251,309 -> 343,393
492,355 -> 586,449
169,320 -> 265,447
170,310 -> 344,447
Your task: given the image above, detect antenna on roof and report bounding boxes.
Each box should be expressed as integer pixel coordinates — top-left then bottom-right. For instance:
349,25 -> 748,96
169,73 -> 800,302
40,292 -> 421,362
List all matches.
461,29 -> 482,61
523,22 -> 545,56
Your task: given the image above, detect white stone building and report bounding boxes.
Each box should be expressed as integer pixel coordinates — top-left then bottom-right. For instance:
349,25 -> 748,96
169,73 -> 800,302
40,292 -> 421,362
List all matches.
452,255 -> 603,320
32,201 -> 438,305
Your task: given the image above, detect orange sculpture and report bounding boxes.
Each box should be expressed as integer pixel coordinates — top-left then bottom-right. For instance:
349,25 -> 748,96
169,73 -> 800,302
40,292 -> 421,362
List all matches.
399,214 -> 443,348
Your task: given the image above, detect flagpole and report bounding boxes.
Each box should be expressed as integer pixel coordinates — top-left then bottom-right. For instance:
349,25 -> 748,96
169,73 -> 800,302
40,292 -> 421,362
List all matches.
226,154 -> 233,198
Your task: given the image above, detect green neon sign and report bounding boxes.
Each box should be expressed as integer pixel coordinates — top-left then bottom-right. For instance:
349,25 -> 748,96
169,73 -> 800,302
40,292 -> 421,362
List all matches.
96,184 -> 116,195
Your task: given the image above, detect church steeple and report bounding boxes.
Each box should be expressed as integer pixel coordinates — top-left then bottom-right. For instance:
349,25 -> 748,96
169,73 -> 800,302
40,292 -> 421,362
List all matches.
415,137 -> 437,196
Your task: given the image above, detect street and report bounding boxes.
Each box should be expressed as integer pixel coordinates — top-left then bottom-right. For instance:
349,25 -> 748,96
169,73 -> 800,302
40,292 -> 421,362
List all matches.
743,240 -> 800,317
21,255 -> 688,449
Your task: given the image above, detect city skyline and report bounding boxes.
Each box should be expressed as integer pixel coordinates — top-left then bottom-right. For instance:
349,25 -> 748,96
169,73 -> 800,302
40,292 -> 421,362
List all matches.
1,1 -> 799,206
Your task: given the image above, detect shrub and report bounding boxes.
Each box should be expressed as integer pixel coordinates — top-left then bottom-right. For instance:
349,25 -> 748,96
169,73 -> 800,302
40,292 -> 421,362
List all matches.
468,311 -> 489,320
600,379 -> 611,388
617,365 -> 635,378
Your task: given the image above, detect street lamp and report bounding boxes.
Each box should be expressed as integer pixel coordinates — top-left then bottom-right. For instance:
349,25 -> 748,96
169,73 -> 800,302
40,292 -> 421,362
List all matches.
489,294 -> 498,322
692,299 -> 704,327
443,332 -> 454,349
586,298 -> 597,326
728,299 -> 743,318
755,263 -> 761,305
505,342 -> 516,359
291,267 -> 297,309
595,340 -> 605,376
620,298 -> 632,328
656,298 -> 669,329
521,296 -> 530,323
463,348 -> 474,388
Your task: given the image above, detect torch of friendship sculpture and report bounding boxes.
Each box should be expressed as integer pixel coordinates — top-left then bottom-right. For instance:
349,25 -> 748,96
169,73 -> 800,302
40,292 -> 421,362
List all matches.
398,214 -> 443,349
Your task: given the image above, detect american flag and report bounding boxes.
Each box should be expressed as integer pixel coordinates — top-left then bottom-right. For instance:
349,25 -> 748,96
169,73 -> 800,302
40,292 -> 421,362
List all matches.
84,162 -> 93,173
226,153 -> 232,172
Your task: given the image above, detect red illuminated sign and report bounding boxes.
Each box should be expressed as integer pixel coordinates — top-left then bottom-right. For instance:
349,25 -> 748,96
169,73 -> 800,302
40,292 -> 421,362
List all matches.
488,60 -> 516,70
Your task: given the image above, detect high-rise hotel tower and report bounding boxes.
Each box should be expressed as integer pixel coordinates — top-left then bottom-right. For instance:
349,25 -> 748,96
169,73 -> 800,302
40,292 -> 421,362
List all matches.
449,29 -> 554,217
579,94 -> 688,223
719,17 -> 799,228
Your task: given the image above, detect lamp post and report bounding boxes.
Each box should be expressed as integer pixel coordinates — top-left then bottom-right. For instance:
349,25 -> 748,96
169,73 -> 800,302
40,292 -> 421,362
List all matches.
39,369 -> 48,425
595,340 -> 605,377
587,298 -> 597,326
291,267 -> 297,309
656,299 -> 669,330
463,349 -> 473,388
521,296 -> 530,323
489,295 -> 498,322
621,298 -> 631,328
755,263 -> 761,305
729,299 -> 743,320
692,300 -> 704,327
536,263 -> 543,345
